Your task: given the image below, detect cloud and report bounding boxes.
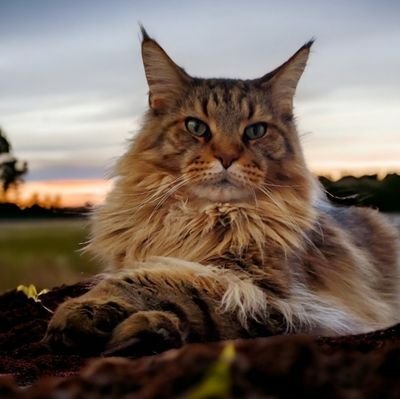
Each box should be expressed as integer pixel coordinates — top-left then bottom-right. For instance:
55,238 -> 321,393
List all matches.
1,0 -> 400,182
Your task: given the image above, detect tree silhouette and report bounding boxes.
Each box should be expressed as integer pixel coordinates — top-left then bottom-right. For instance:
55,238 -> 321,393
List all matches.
0,127 -> 28,196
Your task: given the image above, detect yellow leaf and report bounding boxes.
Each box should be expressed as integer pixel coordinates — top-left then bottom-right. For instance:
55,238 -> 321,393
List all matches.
17,284 -> 48,302
38,288 -> 50,297
27,284 -> 38,299
187,342 -> 236,399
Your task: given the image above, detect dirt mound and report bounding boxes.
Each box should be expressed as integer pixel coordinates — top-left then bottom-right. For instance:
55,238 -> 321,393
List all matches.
0,283 -> 399,398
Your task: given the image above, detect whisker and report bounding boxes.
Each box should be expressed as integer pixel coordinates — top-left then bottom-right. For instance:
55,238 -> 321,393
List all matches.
251,187 -> 258,208
257,186 -> 301,231
147,176 -> 193,222
132,176 -> 187,211
109,175 -> 188,216
262,182 -> 302,188
116,177 -> 185,198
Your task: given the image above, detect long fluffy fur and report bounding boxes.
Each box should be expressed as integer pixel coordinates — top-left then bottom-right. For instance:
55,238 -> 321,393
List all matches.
84,34 -> 400,336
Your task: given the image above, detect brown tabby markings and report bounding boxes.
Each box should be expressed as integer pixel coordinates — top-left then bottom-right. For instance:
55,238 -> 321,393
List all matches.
45,29 -> 400,354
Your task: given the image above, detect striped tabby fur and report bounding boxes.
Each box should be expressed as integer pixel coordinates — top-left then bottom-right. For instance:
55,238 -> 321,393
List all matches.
45,29 -> 400,354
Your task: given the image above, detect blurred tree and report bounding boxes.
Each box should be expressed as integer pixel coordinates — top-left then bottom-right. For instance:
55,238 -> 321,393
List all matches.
26,192 -> 40,207
0,127 -> 28,198
0,129 -> 11,153
52,194 -> 62,209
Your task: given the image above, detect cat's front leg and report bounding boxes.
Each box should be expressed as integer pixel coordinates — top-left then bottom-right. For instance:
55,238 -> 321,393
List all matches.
44,295 -> 135,352
43,273 -> 145,352
44,263 -> 277,355
44,267 -> 225,354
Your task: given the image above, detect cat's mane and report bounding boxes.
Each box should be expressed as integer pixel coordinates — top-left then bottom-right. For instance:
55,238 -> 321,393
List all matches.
88,164 -> 318,268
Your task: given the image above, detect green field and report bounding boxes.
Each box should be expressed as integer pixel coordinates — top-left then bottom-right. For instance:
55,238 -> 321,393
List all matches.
1,215 -> 399,295
0,219 -> 102,293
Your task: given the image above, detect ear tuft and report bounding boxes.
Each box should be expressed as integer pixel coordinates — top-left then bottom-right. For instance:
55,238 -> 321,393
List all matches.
302,38 -> 315,51
139,24 -> 151,42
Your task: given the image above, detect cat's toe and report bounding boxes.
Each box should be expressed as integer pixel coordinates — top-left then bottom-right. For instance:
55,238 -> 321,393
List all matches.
44,299 -> 132,352
104,310 -> 186,357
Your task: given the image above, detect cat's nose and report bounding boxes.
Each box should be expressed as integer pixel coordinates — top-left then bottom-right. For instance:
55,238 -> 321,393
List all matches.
216,154 -> 238,169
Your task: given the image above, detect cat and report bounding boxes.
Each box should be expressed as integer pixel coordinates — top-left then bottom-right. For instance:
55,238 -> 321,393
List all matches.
45,28 -> 400,355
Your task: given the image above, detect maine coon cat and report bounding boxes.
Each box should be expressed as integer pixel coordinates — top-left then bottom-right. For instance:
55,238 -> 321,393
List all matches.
45,28 -> 400,354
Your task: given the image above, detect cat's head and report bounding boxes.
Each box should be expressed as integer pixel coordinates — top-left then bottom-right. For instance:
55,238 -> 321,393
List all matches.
125,28 -> 314,204
90,29 -> 318,265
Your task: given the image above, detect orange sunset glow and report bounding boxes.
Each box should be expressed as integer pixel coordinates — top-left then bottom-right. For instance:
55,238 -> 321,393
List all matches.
18,180 -> 112,208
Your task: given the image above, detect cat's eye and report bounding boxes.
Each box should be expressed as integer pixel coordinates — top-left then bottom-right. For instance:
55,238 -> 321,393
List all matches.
185,117 -> 210,137
243,123 -> 268,141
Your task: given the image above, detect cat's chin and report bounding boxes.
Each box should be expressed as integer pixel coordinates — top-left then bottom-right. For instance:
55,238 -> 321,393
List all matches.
190,181 -> 253,203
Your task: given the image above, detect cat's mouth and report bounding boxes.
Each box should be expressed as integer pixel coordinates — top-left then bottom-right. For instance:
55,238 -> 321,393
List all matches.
190,173 -> 252,202
211,177 -> 235,187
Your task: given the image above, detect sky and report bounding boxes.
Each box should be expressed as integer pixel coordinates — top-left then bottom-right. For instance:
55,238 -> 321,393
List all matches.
1,0 -> 399,205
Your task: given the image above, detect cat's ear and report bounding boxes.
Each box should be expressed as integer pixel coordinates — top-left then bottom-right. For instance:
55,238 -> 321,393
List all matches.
141,27 -> 191,111
259,40 -> 314,114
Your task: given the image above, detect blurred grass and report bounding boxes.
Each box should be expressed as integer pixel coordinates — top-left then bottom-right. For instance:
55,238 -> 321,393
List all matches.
0,219 -> 102,293
0,215 -> 398,295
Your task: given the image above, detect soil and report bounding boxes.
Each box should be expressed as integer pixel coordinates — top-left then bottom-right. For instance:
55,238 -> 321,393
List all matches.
0,283 -> 399,398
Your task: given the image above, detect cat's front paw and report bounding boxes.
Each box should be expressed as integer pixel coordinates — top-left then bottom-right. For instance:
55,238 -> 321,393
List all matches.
44,298 -> 133,352
104,310 -> 186,357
